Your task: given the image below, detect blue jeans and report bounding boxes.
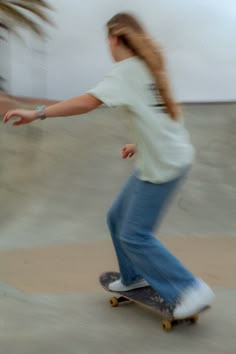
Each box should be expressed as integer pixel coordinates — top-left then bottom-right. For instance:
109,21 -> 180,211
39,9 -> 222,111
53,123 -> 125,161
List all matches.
107,170 -> 197,304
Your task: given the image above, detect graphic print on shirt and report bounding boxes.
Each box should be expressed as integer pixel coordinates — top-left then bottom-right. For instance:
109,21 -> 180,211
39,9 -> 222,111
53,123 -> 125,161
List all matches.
147,83 -> 167,114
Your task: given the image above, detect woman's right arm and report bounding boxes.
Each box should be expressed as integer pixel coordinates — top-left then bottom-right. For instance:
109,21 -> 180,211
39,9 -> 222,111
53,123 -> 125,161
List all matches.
122,144 -> 136,159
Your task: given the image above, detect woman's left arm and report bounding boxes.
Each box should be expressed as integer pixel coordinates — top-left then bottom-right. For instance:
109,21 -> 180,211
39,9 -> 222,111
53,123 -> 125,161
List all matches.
43,94 -> 102,118
3,94 -> 103,126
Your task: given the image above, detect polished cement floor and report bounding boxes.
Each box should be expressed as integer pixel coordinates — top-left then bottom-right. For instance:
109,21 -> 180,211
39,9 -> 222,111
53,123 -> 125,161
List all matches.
0,102 -> 235,354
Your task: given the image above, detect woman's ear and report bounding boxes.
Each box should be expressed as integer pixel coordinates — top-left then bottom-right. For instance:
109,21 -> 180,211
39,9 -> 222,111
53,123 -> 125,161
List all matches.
115,36 -> 121,46
110,35 -> 120,46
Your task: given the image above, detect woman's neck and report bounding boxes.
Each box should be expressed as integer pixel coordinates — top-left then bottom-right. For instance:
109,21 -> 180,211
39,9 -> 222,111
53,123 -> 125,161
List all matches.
115,46 -> 135,62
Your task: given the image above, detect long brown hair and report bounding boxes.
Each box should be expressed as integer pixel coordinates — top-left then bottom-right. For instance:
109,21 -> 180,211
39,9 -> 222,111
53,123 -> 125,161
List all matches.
107,13 -> 182,120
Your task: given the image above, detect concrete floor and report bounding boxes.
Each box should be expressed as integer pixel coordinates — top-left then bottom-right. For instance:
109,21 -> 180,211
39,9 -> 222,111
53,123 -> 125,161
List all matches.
0,102 -> 235,353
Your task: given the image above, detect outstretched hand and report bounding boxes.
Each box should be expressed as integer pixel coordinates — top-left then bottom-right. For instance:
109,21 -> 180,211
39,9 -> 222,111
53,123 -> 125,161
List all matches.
122,144 -> 136,159
3,109 -> 37,126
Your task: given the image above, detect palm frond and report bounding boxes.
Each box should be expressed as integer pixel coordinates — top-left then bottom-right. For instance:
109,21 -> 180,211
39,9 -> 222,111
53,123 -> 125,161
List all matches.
0,2 -> 45,36
0,18 -> 25,41
0,22 -> 9,30
10,1 -> 54,26
11,0 -> 54,11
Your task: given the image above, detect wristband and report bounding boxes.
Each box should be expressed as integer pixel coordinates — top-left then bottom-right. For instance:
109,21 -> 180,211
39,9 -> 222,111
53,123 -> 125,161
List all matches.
36,105 -> 47,120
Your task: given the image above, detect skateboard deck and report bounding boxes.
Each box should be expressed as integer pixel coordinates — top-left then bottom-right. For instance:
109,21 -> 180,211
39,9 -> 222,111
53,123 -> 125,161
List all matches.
99,271 -> 201,332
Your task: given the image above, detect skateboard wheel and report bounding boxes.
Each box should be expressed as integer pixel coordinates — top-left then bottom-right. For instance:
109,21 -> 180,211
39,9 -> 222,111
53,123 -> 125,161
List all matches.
110,297 -> 119,307
190,314 -> 199,324
161,320 -> 172,332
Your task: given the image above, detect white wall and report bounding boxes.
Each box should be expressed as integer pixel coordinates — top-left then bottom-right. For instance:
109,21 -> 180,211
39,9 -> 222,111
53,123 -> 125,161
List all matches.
9,0 -> 236,102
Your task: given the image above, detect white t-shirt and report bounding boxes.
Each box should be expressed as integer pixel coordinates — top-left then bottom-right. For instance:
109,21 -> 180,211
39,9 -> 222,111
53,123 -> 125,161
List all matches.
89,56 -> 195,183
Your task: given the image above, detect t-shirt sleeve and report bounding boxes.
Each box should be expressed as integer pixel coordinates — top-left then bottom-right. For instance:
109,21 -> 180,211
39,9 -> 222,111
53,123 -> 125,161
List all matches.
88,68 -> 128,107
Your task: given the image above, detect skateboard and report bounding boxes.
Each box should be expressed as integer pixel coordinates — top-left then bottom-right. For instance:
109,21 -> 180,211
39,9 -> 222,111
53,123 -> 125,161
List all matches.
99,271 -> 202,332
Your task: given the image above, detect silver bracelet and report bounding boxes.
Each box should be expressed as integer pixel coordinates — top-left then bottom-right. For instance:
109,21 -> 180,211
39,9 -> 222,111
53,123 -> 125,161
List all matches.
36,105 -> 47,120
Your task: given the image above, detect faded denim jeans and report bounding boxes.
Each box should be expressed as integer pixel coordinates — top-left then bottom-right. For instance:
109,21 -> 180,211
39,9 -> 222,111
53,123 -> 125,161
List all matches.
107,170 -> 196,304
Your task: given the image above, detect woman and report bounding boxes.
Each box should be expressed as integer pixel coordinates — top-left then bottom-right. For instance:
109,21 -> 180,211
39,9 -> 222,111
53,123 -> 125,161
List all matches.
3,13 -> 215,319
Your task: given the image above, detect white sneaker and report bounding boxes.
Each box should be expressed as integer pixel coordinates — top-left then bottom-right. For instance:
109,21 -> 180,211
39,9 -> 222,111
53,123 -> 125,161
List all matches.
174,280 -> 215,319
109,278 -> 149,292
